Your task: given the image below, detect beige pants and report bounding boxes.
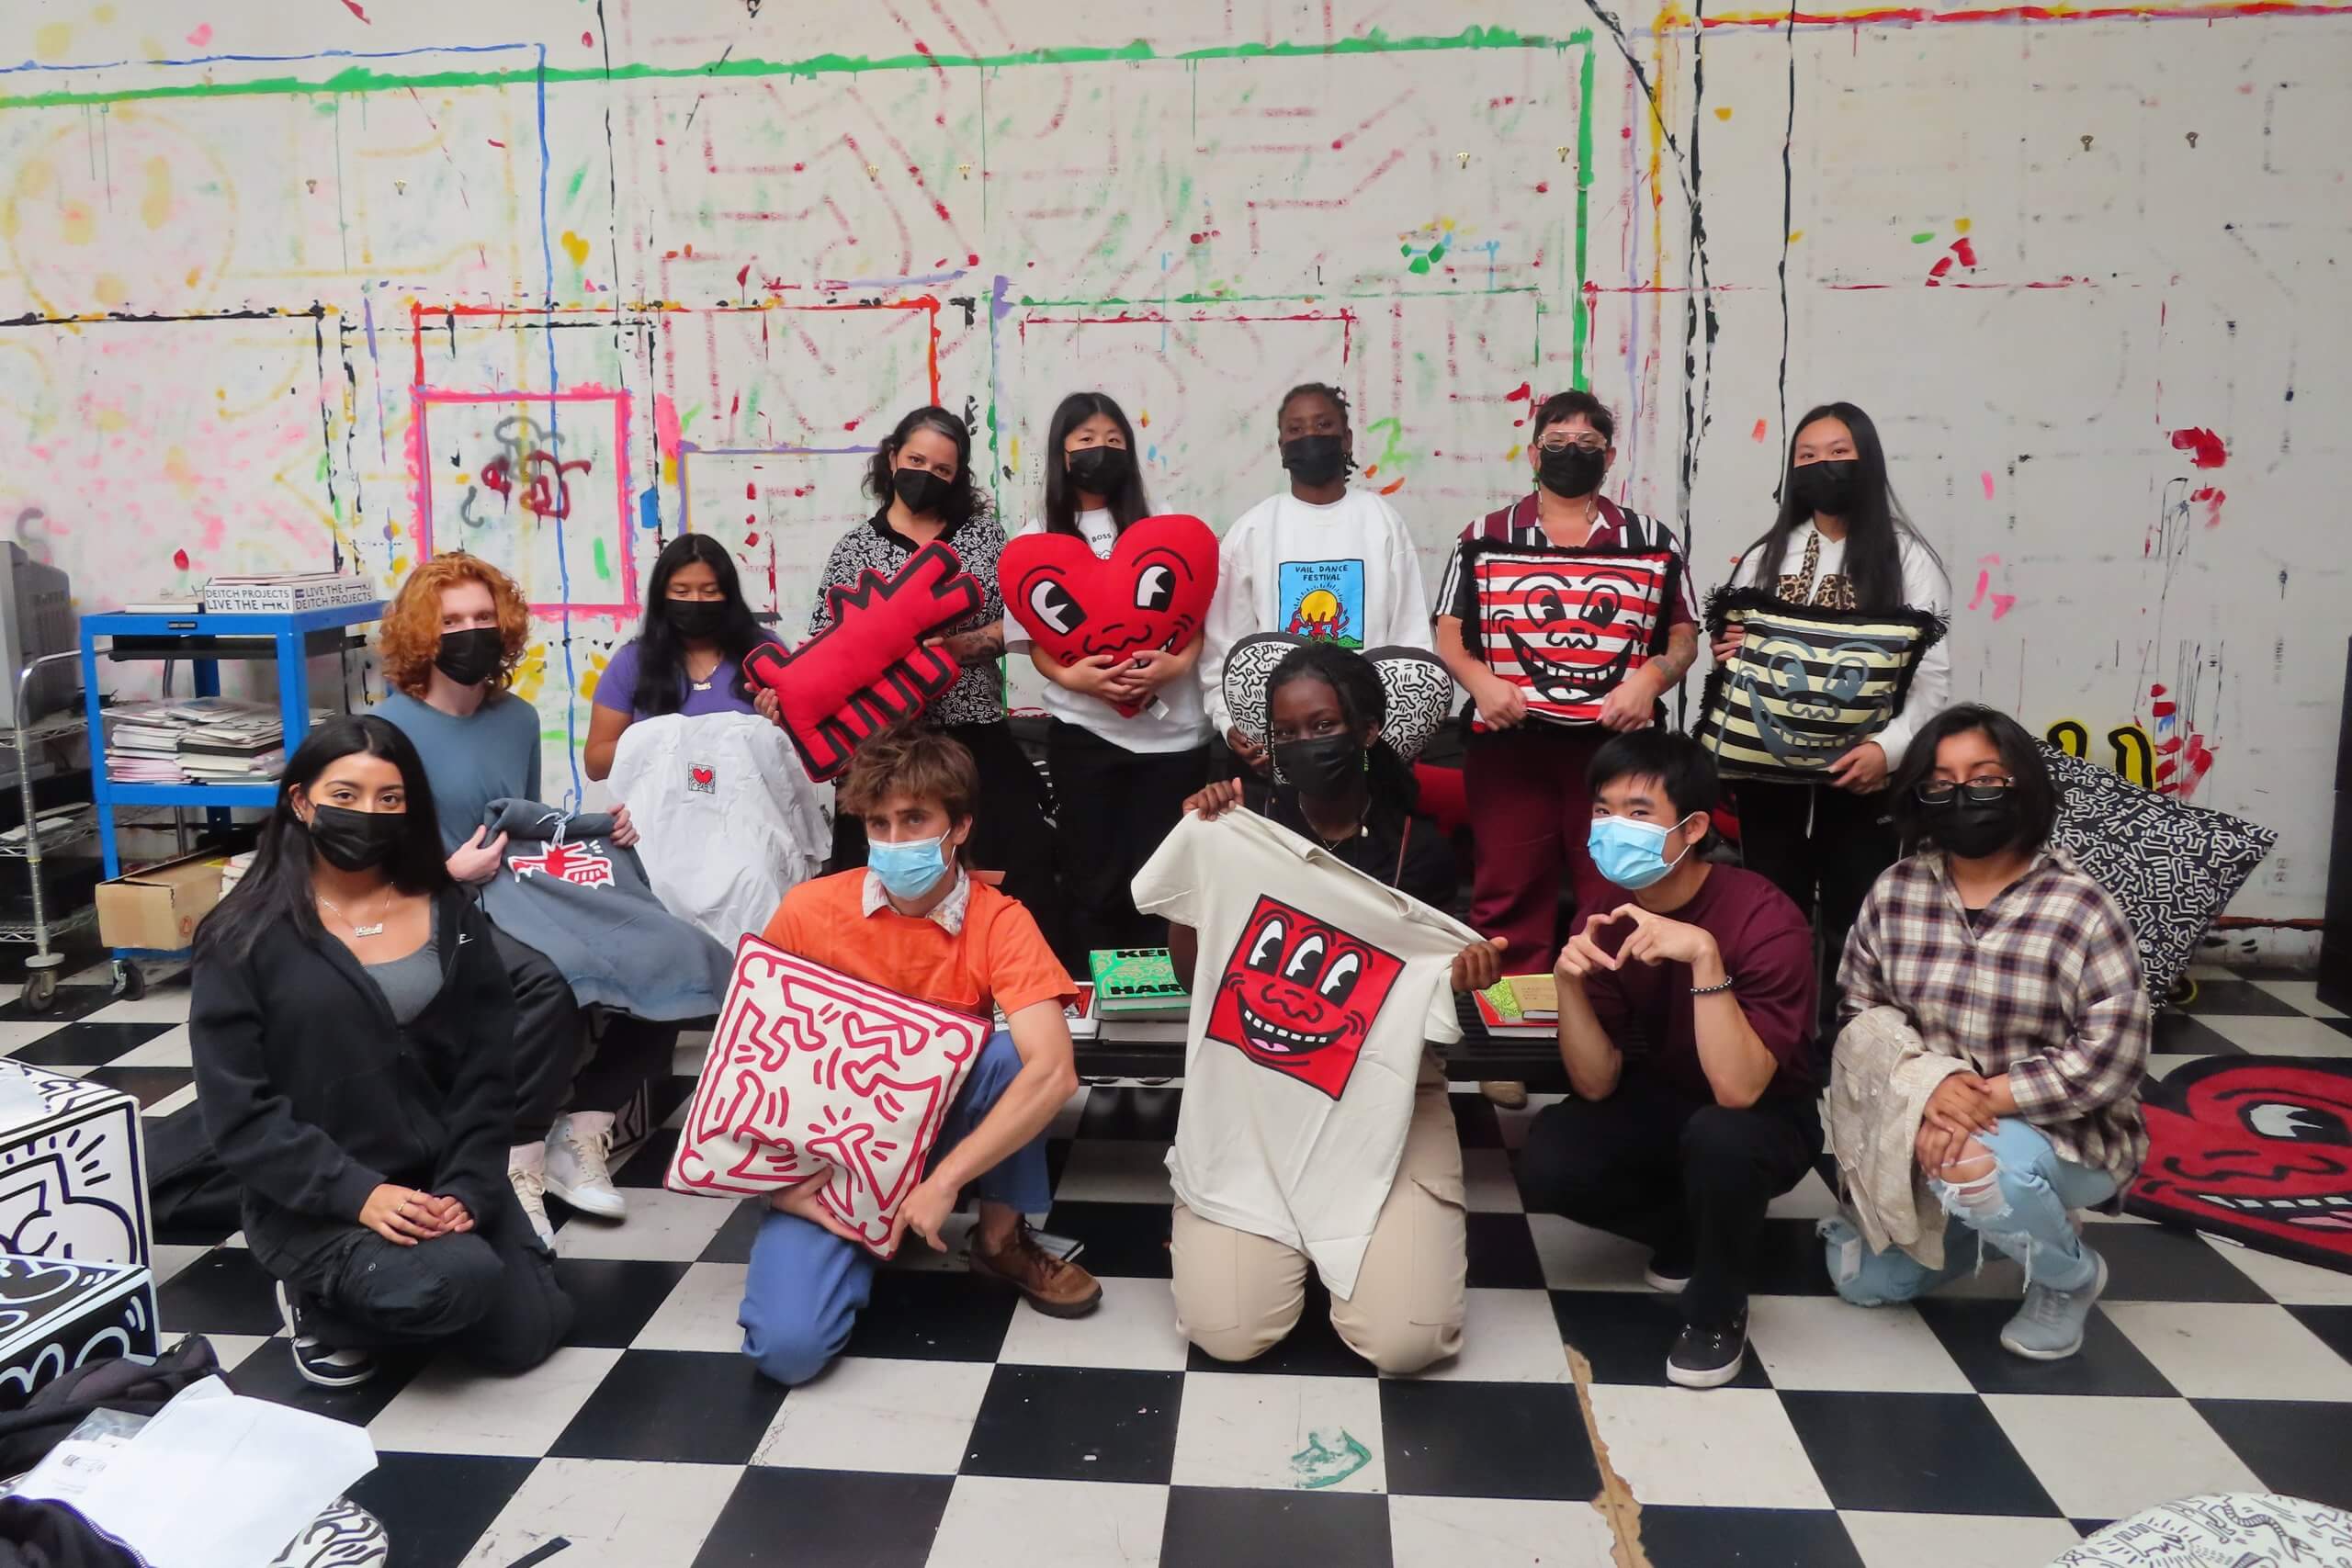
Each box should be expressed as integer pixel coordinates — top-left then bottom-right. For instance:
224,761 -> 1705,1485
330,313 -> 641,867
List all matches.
1170,1055 -> 1467,1376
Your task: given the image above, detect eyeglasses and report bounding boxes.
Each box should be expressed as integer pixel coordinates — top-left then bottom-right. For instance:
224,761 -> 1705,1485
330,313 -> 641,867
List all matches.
1536,435 -> 1608,455
1916,779 -> 2015,806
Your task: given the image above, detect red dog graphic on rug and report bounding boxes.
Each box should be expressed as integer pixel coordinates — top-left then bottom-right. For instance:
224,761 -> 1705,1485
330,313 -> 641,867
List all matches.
2126,1055 -> 2352,1269
1205,895 -> 1404,1101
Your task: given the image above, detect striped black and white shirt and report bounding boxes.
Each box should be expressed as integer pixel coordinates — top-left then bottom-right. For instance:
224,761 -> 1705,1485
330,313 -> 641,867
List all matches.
1433,491 -> 1699,628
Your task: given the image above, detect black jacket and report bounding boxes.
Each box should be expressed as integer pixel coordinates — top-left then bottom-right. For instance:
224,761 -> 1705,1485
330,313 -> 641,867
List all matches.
190,886 -> 515,1257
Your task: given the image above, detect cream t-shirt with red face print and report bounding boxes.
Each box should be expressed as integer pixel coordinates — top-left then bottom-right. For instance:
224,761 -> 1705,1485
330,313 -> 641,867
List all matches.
1133,808 -> 1480,1299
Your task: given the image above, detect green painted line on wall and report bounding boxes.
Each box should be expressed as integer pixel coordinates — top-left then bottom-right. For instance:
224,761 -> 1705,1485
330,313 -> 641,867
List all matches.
0,27 -> 1590,111
1571,38 -> 1598,389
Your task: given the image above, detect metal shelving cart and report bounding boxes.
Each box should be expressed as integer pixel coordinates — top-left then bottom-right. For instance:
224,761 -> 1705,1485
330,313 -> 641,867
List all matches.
80,602 -> 385,1001
1,649 -> 100,1010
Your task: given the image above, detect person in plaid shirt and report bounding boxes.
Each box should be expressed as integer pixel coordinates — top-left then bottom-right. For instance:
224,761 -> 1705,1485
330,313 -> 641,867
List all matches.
1824,704 -> 2152,1361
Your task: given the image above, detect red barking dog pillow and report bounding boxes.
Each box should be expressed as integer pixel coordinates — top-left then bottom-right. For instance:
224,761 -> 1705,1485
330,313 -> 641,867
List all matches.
667,935 -> 990,1258
1462,541 -> 1681,728
743,542 -> 982,783
1001,513 -> 1219,716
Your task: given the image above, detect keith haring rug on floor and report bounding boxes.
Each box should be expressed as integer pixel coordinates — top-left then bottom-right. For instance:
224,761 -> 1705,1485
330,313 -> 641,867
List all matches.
2126,1055 -> 2352,1273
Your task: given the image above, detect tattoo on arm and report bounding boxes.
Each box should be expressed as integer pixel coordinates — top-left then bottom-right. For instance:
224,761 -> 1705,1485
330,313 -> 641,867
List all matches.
1649,627 -> 1698,685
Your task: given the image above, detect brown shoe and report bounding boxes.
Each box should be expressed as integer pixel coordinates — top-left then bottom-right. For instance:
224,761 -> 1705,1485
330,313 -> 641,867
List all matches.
1480,1079 -> 1530,1110
968,1221 -> 1103,1318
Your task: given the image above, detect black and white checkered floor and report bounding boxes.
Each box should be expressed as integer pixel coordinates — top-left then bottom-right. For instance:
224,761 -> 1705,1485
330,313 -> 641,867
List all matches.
10,965 -> 2352,1567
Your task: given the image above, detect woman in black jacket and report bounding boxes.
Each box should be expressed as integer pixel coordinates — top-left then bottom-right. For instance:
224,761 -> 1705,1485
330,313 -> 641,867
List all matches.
191,715 -> 572,1388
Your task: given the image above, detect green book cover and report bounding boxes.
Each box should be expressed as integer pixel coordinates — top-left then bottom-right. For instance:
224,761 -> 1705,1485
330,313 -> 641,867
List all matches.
1089,947 -> 1186,1012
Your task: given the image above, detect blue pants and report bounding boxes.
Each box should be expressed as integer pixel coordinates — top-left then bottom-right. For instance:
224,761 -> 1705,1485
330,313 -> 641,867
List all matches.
1825,1116 -> 2118,1304
738,1032 -> 1052,1386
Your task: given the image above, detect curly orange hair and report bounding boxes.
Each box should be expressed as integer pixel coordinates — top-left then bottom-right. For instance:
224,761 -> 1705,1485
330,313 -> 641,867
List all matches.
379,554 -> 530,695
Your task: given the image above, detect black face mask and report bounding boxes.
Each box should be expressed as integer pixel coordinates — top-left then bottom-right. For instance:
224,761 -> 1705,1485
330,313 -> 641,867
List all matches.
1790,458 -> 1861,517
1538,445 -> 1609,499
662,599 -> 725,640
1273,733 -> 1365,798
891,466 -> 955,517
305,803 -> 405,874
1929,793 -> 2024,860
1065,446 -> 1133,496
434,626 -> 504,687
1280,434 -> 1350,488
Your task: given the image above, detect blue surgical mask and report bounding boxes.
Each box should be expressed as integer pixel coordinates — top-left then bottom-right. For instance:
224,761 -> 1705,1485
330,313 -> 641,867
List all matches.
868,833 -> 950,899
1588,813 -> 1696,891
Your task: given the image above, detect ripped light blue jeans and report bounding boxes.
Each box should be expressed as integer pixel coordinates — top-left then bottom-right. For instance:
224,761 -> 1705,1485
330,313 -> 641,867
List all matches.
1824,1117 -> 2117,1304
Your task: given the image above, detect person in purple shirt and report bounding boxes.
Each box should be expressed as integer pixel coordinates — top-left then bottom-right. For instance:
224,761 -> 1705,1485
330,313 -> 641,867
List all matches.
585,535 -> 786,780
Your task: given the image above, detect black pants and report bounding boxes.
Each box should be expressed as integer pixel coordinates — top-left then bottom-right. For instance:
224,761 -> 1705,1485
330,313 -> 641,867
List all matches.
1518,1078 -> 1820,1327
1046,720 -> 1209,959
1735,779 -> 1898,1015
829,718 -> 1070,964
273,1190 -> 573,1373
492,924 -> 585,1143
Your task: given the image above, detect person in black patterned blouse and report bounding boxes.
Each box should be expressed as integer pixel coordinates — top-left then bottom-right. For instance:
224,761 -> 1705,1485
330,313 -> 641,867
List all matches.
808,404 -> 1066,960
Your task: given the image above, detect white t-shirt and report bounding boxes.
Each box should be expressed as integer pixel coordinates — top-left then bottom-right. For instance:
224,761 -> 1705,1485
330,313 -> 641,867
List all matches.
1200,489 -> 1434,736
1133,808 -> 1478,1299
1004,512 -> 1211,753
1723,521 -> 1952,772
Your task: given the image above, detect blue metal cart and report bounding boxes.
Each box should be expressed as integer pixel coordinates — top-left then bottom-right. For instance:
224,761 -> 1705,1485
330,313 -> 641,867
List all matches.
80,602 -> 384,999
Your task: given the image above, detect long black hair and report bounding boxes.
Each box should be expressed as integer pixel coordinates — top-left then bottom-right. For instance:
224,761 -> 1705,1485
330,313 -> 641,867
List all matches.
194,716 -> 451,964
1265,642 -> 1419,815
1739,401 -> 1937,613
1040,391 -> 1150,537
1888,704 -> 2061,856
633,534 -> 766,715
864,404 -> 989,530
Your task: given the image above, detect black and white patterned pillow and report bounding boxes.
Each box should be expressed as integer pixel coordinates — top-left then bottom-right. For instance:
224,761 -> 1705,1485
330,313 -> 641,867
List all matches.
2040,743 -> 2276,1000
1222,633 -> 1453,761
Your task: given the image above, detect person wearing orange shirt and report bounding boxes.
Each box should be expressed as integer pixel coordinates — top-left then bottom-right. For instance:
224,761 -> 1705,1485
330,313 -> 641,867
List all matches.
735,725 -> 1102,1386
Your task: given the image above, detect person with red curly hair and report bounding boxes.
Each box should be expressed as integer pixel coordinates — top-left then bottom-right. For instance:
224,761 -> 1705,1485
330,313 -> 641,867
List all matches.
374,555 -> 643,1245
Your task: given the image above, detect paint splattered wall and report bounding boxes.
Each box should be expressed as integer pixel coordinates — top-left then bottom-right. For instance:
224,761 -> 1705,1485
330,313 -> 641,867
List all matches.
3,0 -> 2344,921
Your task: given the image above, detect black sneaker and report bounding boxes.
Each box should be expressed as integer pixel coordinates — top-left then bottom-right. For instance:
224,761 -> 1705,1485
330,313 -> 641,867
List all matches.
1643,1250 -> 1692,1295
276,1281 -> 378,1389
1667,1310 -> 1747,1389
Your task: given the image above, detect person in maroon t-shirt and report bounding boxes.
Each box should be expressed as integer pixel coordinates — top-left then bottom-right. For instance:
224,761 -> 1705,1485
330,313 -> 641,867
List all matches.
1517,730 -> 1822,1391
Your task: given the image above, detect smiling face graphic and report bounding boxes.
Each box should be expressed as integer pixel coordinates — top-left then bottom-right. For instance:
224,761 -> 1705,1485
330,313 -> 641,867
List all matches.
999,514 -> 1219,716
1205,895 -> 1405,1100
2130,1056 -> 2352,1263
1476,556 -> 1668,720
1730,629 -> 1906,765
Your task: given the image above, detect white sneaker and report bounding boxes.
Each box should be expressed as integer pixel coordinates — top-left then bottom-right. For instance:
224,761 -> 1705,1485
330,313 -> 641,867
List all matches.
275,1281 -> 377,1388
546,1111 -> 627,1221
510,1143 -> 556,1247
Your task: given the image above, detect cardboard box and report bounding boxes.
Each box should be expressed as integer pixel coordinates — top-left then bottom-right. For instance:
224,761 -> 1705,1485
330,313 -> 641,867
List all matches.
0,1256 -> 158,1407
96,854 -> 227,953
0,1059 -> 153,1268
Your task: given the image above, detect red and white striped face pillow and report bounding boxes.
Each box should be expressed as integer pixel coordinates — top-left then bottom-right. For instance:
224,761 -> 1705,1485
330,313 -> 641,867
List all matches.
1472,548 -> 1677,728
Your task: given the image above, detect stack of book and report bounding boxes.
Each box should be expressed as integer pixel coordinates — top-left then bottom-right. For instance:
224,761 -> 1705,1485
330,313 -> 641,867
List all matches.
1471,974 -> 1561,1037
100,698 -> 327,785
220,851 -> 257,895
201,572 -> 374,614
101,701 -> 192,783
178,707 -> 288,784
1087,949 -> 1191,1021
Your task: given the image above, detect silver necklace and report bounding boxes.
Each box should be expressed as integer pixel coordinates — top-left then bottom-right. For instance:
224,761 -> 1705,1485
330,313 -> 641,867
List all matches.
317,887 -> 394,939
685,650 -> 721,692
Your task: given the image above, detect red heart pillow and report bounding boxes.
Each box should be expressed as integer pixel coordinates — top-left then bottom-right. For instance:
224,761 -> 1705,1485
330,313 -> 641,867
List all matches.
1001,513 -> 1219,716
741,541 -> 982,783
